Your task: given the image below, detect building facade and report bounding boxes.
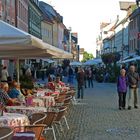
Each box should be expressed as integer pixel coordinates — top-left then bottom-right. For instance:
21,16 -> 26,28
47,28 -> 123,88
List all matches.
28,0 -> 42,39
129,8 -> 140,56
41,15 -> 53,45
0,0 -> 16,26
58,23 -> 65,49
71,33 -> 78,61
16,0 -> 28,32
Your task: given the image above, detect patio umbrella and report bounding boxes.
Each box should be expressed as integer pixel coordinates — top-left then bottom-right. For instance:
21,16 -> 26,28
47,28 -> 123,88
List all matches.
70,61 -> 82,66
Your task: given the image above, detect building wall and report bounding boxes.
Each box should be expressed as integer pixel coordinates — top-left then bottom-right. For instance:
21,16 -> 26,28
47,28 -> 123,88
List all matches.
129,16 -> 138,55
28,0 -> 42,39
115,24 -> 123,52
52,22 -> 58,47
0,0 -> 2,18
16,0 -> 28,32
0,0 -> 16,26
123,23 -> 129,58
41,21 -> 53,45
103,39 -> 111,53
58,23 -> 64,49
111,36 -> 115,52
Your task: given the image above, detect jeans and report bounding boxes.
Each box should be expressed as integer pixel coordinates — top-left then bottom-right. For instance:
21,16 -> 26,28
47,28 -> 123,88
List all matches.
68,75 -> 74,84
88,78 -> 93,88
77,85 -> 84,99
128,88 -> 138,107
118,92 -> 126,108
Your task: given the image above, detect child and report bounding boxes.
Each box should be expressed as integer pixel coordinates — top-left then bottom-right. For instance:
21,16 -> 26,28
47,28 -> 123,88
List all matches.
117,69 -> 128,110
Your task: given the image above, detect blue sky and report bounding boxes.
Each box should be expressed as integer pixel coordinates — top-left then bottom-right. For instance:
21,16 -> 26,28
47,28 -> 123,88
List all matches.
41,0 -> 135,57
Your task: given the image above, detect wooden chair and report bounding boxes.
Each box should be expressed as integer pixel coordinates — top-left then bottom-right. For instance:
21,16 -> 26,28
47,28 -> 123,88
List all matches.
43,111 -> 57,140
28,112 -> 47,125
54,106 -> 68,135
0,126 -> 13,140
13,124 -> 45,140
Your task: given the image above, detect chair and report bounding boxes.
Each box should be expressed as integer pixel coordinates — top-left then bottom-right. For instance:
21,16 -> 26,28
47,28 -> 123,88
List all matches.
66,90 -> 76,104
43,111 -> 57,140
28,113 -> 47,125
13,124 -> 45,140
54,106 -> 68,135
63,95 -> 72,106
0,126 -> 13,140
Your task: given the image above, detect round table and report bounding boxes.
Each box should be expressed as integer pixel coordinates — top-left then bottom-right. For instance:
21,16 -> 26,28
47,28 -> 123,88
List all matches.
0,113 -> 29,128
6,106 -> 47,116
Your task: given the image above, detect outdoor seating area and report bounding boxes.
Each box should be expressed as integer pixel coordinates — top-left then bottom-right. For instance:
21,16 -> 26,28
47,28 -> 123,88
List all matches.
0,78 -> 76,140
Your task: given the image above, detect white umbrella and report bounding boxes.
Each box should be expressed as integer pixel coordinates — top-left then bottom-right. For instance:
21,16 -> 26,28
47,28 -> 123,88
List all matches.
70,61 -> 82,66
84,59 -> 102,65
42,59 -> 56,64
84,60 -> 98,65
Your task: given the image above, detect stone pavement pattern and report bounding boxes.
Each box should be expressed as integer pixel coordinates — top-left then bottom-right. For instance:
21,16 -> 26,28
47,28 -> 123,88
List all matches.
47,82 -> 140,140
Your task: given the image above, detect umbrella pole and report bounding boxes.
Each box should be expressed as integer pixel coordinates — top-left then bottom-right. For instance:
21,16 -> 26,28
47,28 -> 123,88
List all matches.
16,58 -> 20,83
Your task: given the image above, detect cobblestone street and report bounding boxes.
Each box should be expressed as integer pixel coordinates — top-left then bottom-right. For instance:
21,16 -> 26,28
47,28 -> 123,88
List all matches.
58,82 -> 140,140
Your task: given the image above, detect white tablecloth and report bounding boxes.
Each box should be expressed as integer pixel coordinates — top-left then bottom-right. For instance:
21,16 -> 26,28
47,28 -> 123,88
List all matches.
0,113 -> 29,128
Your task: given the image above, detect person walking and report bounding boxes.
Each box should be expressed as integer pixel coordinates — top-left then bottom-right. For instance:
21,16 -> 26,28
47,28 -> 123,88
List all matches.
77,67 -> 85,99
117,69 -> 128,110
127,65 -> 139,110
87,68 -> 93,88
68,66 -> 74,84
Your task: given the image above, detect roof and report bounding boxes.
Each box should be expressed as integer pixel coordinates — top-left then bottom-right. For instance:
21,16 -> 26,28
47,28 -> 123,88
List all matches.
129,7 -> 140,19
102,16 -> 119,32
39,1 -> 63,23
119,1 -> 135,11
115,16 -> 129,28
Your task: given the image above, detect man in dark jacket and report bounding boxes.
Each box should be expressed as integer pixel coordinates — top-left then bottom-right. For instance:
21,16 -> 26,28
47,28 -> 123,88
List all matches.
127,65 -> 139,110
77,68 -> 85,99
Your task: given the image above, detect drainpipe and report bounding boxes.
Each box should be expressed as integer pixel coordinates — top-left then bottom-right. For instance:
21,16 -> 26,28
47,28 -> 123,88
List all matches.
69,27 -> 72,53
15,0 -> 17,27
122,24 -> 124,60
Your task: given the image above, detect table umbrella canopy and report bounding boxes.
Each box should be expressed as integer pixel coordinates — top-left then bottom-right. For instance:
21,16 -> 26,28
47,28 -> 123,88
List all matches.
84,58 -> 102,65
0,20 -> 73,59
70,61 -> 82,66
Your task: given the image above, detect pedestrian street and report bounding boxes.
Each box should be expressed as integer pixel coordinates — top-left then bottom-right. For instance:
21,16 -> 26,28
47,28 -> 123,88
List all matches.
58,82 -> 140,140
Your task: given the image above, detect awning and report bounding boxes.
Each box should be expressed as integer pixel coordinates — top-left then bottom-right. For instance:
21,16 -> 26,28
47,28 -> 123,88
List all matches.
121,56 -> 140,63
0,20 -> 73,59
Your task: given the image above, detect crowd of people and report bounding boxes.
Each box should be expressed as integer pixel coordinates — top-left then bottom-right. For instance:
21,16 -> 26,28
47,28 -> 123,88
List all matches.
0,63 -> 140,111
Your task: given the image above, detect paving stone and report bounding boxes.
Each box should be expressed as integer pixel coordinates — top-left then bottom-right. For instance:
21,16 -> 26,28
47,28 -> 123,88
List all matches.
47,82 -> 140,140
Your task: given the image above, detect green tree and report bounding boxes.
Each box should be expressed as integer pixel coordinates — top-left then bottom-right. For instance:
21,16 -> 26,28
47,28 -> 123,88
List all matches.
82,51 -> 94,62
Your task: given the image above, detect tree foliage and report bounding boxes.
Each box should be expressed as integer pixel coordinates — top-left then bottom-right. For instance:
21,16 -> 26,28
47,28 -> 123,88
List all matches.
82,51 -> 94,62
101,52 -> 121,64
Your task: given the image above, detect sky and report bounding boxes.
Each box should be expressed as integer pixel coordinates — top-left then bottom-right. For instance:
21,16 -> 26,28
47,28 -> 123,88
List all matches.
41,0 -> 135,57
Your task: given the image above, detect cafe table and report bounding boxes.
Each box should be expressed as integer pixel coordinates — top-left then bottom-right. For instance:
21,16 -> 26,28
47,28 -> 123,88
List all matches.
6,106 -> 47,116
0,112 -> 29,128
33,96 -> 56,107
6,105 -> 59,116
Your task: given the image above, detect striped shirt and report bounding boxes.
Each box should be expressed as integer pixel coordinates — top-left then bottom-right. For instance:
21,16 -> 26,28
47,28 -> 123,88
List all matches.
0,89 -> 10,105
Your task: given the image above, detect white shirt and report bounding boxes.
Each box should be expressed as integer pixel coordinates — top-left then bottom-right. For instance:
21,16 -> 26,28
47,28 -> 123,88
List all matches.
1,69 -> 9,81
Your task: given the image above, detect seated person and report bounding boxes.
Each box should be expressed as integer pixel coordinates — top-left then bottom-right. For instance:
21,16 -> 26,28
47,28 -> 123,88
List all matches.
54,76 -> 65,89
8,81 -> 25,102
46,75 -> 55,91
0,82 -> 20,106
